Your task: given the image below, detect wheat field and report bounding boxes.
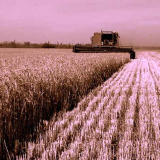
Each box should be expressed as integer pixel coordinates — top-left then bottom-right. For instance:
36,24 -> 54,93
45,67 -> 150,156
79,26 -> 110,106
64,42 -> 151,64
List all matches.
17,51 -> 160,160
0,49 -> 130,159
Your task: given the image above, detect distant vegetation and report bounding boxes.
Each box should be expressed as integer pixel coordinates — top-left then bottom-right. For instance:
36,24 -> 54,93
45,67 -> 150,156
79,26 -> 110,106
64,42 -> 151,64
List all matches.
0,41 -> 160,50
0,41 -> 73,48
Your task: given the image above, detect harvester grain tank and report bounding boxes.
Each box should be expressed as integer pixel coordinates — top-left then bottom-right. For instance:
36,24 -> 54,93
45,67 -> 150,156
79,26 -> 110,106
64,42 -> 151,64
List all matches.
73,31 -> 135,59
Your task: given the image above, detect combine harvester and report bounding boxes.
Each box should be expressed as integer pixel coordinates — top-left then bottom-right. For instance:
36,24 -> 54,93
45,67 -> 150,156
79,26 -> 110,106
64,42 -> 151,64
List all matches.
73,31 -> 135,59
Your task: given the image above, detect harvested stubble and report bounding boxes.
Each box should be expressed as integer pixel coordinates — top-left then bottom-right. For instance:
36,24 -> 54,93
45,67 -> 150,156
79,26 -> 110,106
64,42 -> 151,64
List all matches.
0,49 -> 130,159
18,51 -> 160,160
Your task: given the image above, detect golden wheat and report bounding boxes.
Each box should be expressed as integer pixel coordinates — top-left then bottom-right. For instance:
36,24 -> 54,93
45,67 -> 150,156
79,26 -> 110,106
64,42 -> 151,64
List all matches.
0,48 -> 129,159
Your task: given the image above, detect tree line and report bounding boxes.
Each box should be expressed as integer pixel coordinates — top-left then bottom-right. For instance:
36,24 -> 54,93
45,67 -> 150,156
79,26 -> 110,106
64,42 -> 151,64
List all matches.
0,41 -> 160,50
0,41 -> 74,48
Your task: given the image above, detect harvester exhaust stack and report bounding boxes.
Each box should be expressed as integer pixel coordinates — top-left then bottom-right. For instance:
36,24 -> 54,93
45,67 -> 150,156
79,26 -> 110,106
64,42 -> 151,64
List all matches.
73,31 -> 135,59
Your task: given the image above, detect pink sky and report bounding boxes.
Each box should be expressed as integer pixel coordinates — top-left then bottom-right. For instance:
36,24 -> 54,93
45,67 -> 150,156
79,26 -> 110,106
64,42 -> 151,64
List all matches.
0,0 -> 160,46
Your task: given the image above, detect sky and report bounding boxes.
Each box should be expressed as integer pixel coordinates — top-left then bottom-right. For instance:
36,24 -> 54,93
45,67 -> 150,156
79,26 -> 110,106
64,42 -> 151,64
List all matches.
0,0 -> 160,46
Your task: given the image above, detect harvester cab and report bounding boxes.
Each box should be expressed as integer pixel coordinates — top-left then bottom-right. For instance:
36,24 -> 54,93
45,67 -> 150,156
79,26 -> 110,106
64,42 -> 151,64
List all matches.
73,30 -> 135,59
91,31 -> 119,47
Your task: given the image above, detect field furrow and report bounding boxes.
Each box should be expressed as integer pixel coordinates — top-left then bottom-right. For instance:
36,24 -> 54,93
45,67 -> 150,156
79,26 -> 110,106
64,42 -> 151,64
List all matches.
147,61 -> 160,159
118,59 -> 141,160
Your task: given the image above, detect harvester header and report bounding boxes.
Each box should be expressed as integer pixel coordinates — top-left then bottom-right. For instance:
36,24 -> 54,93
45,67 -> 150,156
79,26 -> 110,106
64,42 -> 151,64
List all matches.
73,30 -> 135,59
